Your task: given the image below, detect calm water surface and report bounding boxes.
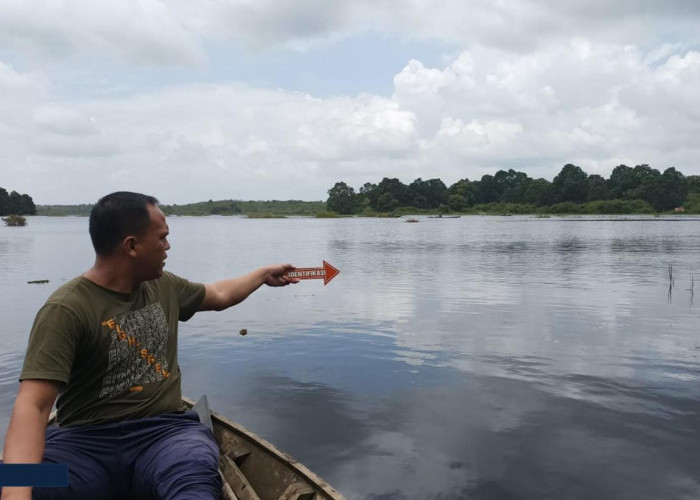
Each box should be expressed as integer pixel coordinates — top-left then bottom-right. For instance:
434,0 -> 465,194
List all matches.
1,215 -> 700,499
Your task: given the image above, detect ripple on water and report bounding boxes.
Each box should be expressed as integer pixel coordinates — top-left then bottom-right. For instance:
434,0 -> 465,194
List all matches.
0,350 -> 23,387
0,350 -> 23,448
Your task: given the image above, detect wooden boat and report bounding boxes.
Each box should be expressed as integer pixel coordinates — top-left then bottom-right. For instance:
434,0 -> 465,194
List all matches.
3,396 -> 346,500
185,396 -> 346,500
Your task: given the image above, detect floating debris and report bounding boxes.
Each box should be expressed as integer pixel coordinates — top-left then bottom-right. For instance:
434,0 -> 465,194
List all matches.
27,279 -> 49,284
239,328 -> 248,336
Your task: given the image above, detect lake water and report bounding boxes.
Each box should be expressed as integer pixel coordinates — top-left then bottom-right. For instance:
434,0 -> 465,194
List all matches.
1,215 -> 700,499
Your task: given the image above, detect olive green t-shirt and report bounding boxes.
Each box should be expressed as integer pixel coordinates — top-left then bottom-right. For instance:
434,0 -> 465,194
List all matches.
20,271 -> 206,427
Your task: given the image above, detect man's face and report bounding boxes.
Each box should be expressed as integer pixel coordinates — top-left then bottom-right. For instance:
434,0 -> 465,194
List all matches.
134,204 -> 170,281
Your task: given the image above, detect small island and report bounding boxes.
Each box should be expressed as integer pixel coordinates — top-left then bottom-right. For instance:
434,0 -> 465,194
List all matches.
2,214 -> 27,226
1,187 -> 36,225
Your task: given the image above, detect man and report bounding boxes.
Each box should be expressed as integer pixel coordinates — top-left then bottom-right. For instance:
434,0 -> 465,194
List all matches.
1,191 -> 298,500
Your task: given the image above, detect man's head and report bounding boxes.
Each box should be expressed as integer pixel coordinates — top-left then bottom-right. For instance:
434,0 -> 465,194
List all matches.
89,191 -> 160,256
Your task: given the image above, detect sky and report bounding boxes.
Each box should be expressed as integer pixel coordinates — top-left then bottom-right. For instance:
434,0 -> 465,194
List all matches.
1,0 -> 699,205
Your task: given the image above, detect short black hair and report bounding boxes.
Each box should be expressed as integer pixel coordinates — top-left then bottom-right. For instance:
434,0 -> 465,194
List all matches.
89,191 -> 159,255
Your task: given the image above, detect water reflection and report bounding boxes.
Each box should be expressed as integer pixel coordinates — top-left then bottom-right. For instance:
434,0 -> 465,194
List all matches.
689,275 -> 695,306
207,333 -> 700,500
176,314 -> 700,499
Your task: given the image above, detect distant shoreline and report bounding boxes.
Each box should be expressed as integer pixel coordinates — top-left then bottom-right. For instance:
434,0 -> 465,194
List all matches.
33,209 -> 700,219
36,199 -> 325,217
33,196 -> 700,218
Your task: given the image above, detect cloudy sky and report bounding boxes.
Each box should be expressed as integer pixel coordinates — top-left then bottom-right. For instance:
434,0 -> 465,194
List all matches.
1,0 -> 699,204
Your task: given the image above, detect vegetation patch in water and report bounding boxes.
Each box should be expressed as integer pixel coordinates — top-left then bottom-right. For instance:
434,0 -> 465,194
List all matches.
3,214 -> 27,226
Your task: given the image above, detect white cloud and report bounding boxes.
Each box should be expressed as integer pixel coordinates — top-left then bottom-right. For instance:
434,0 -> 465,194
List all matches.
391,41 -> 700,180
6,0 -> 695,63
33,105 -> 98,137
0,60 -> 31,90
1,84 -> 421,202
295,95 -> 418,161
0,1 -> 699,202
0,0 -> 203,66
179,0 -> 700,55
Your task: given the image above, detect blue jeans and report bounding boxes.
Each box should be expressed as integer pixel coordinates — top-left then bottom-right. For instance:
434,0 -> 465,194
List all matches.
34,410 -> 221,500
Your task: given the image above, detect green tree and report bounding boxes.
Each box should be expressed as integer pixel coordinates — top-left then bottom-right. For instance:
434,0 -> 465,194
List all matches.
209,202 -> 241,215
608,164 -> 636,199
550,164 -> 588,203
448,179 -> 475,206
686,175 -> 700,193
521,178 -> 552,206
447,194 -> 469,211
628,164 -> 660,200
472,174 -> 500,204
494,169 -> 530,203
0,188 -> 8,215
424,178 -> 448,208
0,189 -> 35,216
326,182 -> 358,214
624,165 -> 660,208
586,174 -> 609,201
376,192 -> 399,212
369,178 -> 409,211
408,178 -> 448,209
20,194 -> 37,215
7,191 -> 22,214
656,167 -> 687,211
357,182 -> 376,211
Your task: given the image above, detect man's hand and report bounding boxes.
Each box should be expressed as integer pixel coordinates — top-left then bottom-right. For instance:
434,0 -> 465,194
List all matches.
200,264 -> 298,311
1,379 -> 60,500
0,488 -> 32,500
263,264 -> 299,287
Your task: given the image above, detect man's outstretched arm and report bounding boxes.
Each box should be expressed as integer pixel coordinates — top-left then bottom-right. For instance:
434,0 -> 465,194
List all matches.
198,264 -> 298,312
1,379 -> 60,500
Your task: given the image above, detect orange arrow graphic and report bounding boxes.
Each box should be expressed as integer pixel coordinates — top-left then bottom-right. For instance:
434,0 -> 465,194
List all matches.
288,260 -> 340,285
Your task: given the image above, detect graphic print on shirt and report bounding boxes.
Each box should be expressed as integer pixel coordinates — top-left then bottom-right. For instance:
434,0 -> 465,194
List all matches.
99,303 -> 171,398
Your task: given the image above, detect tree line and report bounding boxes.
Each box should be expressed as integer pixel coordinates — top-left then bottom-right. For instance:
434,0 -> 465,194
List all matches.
327,164 -> 697,214
160,199 -> 325,216
0,188 -> 36,216
37,199 -> 327,217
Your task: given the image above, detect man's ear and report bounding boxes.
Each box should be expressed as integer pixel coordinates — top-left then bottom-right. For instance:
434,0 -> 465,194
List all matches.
123,235 -> 138,257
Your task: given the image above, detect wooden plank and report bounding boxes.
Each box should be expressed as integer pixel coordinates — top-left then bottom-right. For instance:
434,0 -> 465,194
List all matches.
220,454 -> 261,500
226,444 -> 252,465
220,470 -> 239,500
278,481 -> 316,500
